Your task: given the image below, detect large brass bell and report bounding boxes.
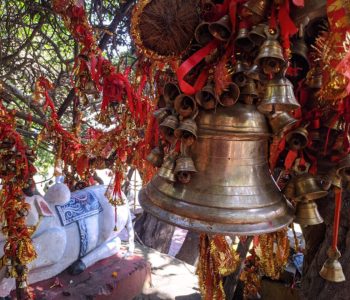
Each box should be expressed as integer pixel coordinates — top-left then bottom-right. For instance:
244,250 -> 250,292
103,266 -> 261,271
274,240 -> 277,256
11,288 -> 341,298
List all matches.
174,156 -> 198,184
286,127 -> 309,150
163,82 -> 181,107
146,147 -> 164,168
320,247 -> 346,282
159,115 -> 179,143
294,173 -> 328,202
195,85 -> 218,110
268,112 -> 298,137
336,155 -> 350,182
158,155 -> 176,183
258,77 -> 300,113
235,27 -> 254,51
294,200 -> 323,226
240,79 -> 259,104
174,94 -> 198,118
242,0 -> 270,25
256,29 -> 287,77
195,22 -> 213,45
209,15 -> 232,42
249,23 -> 267,46
174,119 -> 198,146
139,103 -> 294,234
218,83 -> 240,107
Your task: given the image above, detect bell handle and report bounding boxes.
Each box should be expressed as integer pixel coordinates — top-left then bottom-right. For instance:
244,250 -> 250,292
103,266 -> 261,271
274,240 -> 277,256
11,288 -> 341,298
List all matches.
264,26 -> 280,40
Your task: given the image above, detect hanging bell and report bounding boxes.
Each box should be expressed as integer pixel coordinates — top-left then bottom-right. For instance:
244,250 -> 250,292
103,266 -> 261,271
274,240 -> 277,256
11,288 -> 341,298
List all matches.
146,147 -> 164,168
153,107 -> 170,123
232,61 -> 247,87
268,112 -> 298,137
286,127 -> 309,150
174,156 -> 198,184
194,22 -> 213,45
158,155 -> 177,183
324,113 -> 345,131
159,115 -> 179,143
218,83 -> 240,107
294,173 -> 328,202
139,103 -> 294,235
249,23 -> 267,46
320,247 -> 346,282
235,27 -> 254,51
255,29 -> 287,77
336,155 -> 350,182
290,0 -> 326,27
245,64 -> 261,81
283,179 -> 295,200
290,38 -> 310,80
174,119 -> 198,146
163,82 -> 181,107
174,94 -> 198,119
209,15 -> 232,42
258,77 -> 300,113
294,200 -> 323,226
240,79 -> 259,104
195,85 -> 218,110
306,64 -> 323,89
242,0 -> 270,25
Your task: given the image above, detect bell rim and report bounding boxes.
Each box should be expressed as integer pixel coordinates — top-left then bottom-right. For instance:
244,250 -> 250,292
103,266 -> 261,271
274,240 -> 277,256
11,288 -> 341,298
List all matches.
139,187 -> 295,235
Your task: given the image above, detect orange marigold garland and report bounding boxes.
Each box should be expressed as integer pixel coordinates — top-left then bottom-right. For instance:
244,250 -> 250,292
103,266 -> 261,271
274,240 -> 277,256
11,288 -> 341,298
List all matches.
0,102 -> 37,297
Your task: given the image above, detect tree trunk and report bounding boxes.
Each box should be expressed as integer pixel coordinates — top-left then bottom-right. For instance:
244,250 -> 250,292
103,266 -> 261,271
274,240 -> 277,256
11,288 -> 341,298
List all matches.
175,230 -> 200,265
301,189 -> 350,300
134,212 -> 175,253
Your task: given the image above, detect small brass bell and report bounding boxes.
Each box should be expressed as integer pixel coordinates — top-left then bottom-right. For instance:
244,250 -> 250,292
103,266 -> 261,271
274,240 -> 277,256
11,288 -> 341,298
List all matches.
240,79 -> 259,104
146,147 -> 164,168
290,38 -> 310,79
294,200 -> 323,226
174,94 -> 198,118
268,112 -> 298,137
153,107 -> 170,123
245,64 -> 260,81
209,15 -> 232,42
336,155 -> 350,182
306,64 -> 323,89
242,0 -> 270,25
235,27 -> 254,51
283,179 -> 295,200
194,22 -> 213,45
218,83 -> 240,107
324,113 -> 345,131
258,77 -> 300,113
320,247 -> 346,282
290,0 -> 326,26
256,29 -> 286,77
195,85 -> 218,110
232,61 -> 247,87
249,23 -> 267,46
174,156 -> 198,184
139,103 -> 294,235
286,127 -> 309,151
163,82 -> 181,107
174,119 -> 198,146
158,156 -> 177,183
159,115 -> 179,143
294,173 -> 328,202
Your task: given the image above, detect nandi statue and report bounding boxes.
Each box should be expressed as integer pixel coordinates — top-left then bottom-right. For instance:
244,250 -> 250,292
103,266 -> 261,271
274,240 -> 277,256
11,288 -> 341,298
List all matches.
0,180 -> 135,297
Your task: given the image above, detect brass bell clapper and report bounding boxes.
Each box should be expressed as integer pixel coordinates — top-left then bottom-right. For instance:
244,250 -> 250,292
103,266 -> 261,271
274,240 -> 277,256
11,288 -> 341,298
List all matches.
320,185 -> 346,282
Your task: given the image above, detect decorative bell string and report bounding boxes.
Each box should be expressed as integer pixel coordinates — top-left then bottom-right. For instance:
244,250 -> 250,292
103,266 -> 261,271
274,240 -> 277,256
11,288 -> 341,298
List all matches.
256,28 -> 287,77
218,83 -> 240,107
294,200 -> 323,226
195,84 -> 218,110
209,15 -> 232,42
258,76 -> 300,113
286,127 -> 309,151
146,146 -> 164,168
268,112 -> 298,137
174,156 -> 198,184
174,94 -> 198,118
195,22 -> 213,45
159,115 -> 179,143
139,103 -> 294,235
174,118 -> 198,147
163,82 -> 181,107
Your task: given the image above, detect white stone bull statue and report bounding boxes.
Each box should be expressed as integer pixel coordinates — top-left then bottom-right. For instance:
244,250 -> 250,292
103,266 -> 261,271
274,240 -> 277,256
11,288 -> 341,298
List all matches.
0,181 -> 135,297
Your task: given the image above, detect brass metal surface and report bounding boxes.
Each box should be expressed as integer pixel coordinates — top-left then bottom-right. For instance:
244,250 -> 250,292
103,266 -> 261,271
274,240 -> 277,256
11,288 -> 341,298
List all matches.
294,174 -> 328,202
320,248 -> 346,282
268,112 -> 298,136
139,103 -> 294,235
294,200 -> 323,226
